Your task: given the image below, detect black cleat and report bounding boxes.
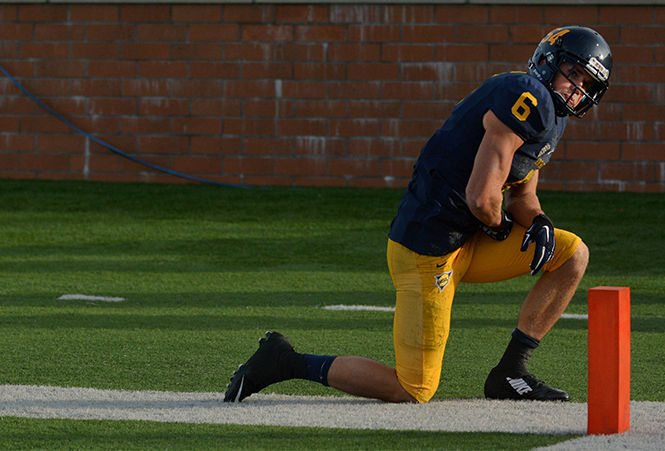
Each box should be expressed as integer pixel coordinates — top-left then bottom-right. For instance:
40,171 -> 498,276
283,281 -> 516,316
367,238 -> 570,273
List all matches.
224,331 -> 297,403
484,366 -> 570,401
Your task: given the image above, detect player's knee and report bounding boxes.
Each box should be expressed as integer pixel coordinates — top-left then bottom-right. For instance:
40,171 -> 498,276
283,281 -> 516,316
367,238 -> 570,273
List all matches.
570,240 -> 589,274
397,378 -> 438,403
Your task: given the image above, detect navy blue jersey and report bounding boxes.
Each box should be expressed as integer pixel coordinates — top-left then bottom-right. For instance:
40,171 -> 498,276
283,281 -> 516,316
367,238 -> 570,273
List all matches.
389,72 -> 567,256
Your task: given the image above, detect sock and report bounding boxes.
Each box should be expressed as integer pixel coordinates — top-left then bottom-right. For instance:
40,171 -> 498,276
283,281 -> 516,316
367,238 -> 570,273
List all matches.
495,328 -> 540,375
301,353 -> 337,386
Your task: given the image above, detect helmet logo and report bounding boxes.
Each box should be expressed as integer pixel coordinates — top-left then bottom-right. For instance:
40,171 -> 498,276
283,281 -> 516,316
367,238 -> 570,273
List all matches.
540,28 -> 571,46
586,56 -> 609,82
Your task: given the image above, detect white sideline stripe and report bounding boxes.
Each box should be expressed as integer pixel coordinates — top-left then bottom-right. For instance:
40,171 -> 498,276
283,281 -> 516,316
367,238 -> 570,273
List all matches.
323,304 -> 395,312
57,294 -> 125,302
323,305 -> 588,320
1,385 -> 664,447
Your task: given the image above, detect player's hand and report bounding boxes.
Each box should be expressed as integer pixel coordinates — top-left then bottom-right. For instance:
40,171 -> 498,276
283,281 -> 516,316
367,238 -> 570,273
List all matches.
520,214 -> 555,275
481,210 -> 513,241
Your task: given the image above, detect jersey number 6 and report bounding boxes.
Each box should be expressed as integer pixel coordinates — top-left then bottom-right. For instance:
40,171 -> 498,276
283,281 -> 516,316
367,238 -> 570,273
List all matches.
511,92 -> 537,121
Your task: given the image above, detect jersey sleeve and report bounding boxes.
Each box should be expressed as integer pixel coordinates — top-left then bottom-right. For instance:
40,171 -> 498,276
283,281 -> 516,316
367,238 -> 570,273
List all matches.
490,76 -> 555,142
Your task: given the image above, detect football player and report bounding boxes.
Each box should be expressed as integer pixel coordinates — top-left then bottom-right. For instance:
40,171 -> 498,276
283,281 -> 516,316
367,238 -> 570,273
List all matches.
224,26 -> 612,404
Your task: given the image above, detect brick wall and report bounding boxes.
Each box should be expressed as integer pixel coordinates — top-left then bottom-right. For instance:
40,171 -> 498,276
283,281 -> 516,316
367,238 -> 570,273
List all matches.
1,3 -> 663,191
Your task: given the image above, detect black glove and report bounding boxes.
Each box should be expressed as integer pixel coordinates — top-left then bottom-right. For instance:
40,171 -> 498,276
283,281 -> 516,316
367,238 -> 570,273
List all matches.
481,210 -> 513,241
520,214 -> 555,276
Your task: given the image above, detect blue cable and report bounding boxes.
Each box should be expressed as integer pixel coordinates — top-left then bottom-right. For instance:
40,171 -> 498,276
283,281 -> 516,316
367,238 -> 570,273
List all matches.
0,63 -> 249,189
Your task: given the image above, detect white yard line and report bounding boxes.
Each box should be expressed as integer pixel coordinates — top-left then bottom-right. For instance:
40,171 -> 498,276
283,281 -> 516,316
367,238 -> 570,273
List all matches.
57,294 -> 125,302
1,384 -> 663,451
322,305 -> 588,320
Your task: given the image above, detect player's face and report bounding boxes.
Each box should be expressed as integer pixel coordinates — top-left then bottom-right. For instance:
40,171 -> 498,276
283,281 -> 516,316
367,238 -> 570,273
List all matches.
552,62 -> 594,108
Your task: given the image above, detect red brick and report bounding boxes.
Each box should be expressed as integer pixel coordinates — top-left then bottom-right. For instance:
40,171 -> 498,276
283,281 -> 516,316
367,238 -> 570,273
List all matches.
226,156 -> 276,175
329,158 -> 381,177
34,24 -> 84,40
122,43 -> 170,61
172,117 -> 223,135
70,79 -> 122,97
275,157 -> 327,176
0,134 -> 35,151
565,141 -> 621,160
276,43 -> 326,61
297,100 -> 347,118
70,43 -> 120,60
540,161 -> 598,181
21,42 -> 68,59
37,134 -> 86,152
348,100 -> 399,119
191,99 -> 242,117
137,24 -> 187,42
18,5 -> 67,22
171,44 -> 222,61
89,98 -> 136,116
382,44 -> 435,62
138,61 -> 187,78
276,5 -> 327,23
189,24 -> 239,42
0,5 -> 18,21
122,79 -> 171,97
348,63 -> 399,81
86,24 -> 135,41
244,138 -> 293,155
21,116 -> 70,133
224,5 -> 274,23
21,153 -> 70,171
89,61 -> 136,78
600,6 -> 655,24
225,43 -> 274,61
330,4 -> 381,23
490,5 -> 542,24
70,5 -> 118,22
384,5 -> 434,24
622,143 -> 665,161
348,25 -> 399,42
242,25 -> 293,42
281,81 -> 326,99
328,82 -> 380,99
172,5 -> 222,23
456,25 -> 509,43
243,62 -> 292,79
383,82 -> 435,100
542,6 -> 598,24
295,25 -> 347,42
173,80 -> 224,98
139,136 -> 188,154
36,60 -> 86,78
121,117 -> 170,135
436,5 -> 488,24
190,137 -> 241,155
438,44 -> 489,62
601,162 -> 657,181
401,63 -> 454,82
330,119 -> 380,137
172,156 -> 223,174
119,5 -> 170,23
225,80 -> 273,98
225,118 -> 275,135
293,62 -> 345,80
403,25 -> 454,43
139,97 -> 189,116
278,119 -> 327,136
295,137 -> 346,156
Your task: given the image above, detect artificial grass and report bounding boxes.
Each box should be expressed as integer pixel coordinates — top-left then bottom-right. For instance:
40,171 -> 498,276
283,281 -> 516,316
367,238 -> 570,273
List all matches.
0,179 -> 663,448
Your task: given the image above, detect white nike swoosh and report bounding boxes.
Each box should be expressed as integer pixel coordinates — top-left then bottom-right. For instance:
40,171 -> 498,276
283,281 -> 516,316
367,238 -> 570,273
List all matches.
233,375 -> 244,403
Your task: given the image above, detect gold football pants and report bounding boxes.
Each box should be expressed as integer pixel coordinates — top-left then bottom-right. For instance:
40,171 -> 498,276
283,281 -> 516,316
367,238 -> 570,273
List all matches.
387,226 -> 581,403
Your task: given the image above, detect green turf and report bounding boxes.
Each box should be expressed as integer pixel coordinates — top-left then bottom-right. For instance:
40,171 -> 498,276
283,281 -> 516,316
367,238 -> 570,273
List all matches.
0,417 -> 577,450
0,179 -> 663,449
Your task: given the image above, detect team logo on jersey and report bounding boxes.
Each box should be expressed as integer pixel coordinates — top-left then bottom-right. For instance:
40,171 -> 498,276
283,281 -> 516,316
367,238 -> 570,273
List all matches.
434,270 -> 453,293
537,143 -> 551,158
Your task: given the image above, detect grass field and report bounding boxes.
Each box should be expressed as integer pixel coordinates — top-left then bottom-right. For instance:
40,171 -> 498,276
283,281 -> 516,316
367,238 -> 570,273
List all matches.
0,179 -> 663,449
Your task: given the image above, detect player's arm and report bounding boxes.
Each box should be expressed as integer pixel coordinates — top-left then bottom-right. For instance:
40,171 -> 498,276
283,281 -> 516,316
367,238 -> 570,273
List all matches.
506,171 -> 556,275
466,109 -> 524,227
504,171 -> 543,228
